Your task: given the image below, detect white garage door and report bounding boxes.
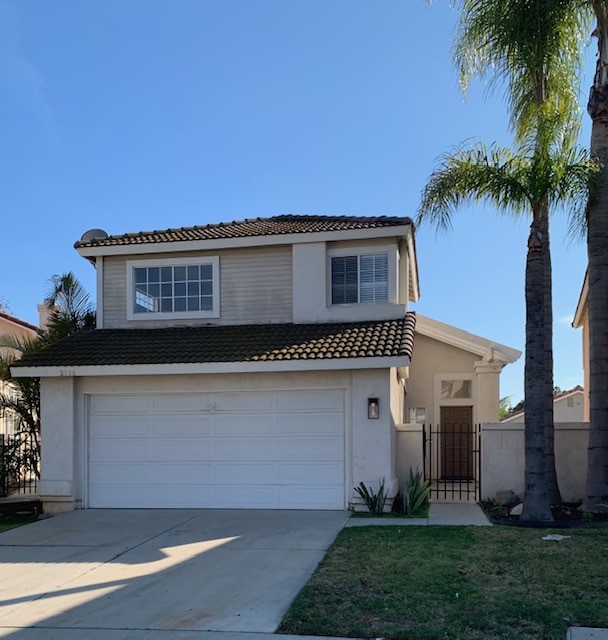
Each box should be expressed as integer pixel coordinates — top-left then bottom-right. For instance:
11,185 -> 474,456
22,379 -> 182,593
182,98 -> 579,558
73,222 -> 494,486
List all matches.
87,389 -> 345,509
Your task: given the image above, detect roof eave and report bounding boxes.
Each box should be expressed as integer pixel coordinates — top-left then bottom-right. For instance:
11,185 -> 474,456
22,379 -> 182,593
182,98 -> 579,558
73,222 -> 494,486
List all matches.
415,314 -> 521,364
572,269 -> 588,329
11,354 -> 411,378
75,224 -> 414,258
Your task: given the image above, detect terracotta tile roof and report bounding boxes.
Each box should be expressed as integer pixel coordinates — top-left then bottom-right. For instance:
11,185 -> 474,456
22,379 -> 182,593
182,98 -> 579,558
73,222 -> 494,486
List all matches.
14,315 -> 416,368
75,214 -> 413,248
0,311 -> 38,333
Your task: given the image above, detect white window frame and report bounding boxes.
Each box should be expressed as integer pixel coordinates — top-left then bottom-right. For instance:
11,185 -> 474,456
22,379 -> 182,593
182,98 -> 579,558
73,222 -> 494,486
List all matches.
433,372 -> 476,427
126,256 -> 220,321
407,406 -> 427,425
326,244 -> 397,307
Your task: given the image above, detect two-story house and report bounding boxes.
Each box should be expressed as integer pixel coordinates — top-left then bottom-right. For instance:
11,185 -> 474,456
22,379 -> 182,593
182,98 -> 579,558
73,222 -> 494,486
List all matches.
12,215 -> 520,513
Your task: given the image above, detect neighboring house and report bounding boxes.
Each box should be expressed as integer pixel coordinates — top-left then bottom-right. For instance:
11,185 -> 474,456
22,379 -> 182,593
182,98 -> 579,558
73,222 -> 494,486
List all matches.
573,271 -> 591,421
12,215 -> 520,513
500,386 -> 585,424
0,311 -> 38,436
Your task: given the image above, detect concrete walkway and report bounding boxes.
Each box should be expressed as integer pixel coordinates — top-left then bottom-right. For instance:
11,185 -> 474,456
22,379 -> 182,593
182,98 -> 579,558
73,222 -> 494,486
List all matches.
0,631 -> 355,640
345,501 -> 491,527
568,629 -> 608,639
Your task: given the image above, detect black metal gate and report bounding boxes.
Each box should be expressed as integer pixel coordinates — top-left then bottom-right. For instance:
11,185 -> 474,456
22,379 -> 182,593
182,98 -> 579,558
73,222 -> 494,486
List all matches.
0,433 -> 39,498
423,424 -> 481,501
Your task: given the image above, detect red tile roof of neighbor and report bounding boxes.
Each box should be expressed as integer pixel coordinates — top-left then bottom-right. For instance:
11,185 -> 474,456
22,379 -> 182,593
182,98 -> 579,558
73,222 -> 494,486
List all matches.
14,314 -> 416,368
0,311 -> 38,333
75,214 -> 413,248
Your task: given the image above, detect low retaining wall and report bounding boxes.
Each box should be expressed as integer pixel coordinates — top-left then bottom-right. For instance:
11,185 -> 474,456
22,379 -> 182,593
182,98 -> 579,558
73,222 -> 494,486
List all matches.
481,422 -> 589,502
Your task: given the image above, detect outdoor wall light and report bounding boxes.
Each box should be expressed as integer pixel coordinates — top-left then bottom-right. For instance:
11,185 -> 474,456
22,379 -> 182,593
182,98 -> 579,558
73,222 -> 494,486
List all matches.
367,397 -> 379,420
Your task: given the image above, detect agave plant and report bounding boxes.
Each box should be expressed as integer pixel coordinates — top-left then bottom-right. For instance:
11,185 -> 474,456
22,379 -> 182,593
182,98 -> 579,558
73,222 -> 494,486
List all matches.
354,478 -> 388,516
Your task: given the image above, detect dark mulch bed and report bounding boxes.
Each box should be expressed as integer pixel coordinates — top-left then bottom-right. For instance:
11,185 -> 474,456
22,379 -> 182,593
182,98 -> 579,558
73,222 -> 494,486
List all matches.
482,500 -> 608,528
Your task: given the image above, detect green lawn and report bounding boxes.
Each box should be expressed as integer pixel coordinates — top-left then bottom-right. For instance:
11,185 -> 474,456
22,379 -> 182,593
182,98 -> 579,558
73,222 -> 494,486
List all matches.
0,514 -> 37,533
279,525 -> 608,640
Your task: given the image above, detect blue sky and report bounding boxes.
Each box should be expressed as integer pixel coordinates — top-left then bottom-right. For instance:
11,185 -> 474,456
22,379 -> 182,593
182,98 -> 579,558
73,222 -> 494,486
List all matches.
0,1 -> 594,402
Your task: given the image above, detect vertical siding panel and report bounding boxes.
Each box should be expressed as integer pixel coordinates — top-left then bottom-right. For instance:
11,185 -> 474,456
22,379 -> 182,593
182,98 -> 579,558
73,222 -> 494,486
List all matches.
102,246 -> 293,328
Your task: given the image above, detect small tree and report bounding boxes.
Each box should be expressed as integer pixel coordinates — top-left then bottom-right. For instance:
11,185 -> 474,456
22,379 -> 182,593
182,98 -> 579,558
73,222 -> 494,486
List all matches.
0,273 -> 95,487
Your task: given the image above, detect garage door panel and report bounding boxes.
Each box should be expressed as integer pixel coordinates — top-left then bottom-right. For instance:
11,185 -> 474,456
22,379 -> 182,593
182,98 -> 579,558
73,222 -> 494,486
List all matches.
278,486 -> 343,509
90,417 -> 150,437
214,438 -> 277,460
214,392 -> 276,412
277,391 -> 343,412
152,463 -> 213,484
278,438 -> 344,461
153,486 -> 214,507
88,389 -> 345,510
154,439 -> 214,461
215,486 -> 279,509
90,396 -> 152,415
278,414 -> 342,435
279,463 -> 343,485
90,440 -> 153,462
153,395 -> 212,413
153,417 -> 213,436
215,463 -> 278,484
215,416 -> 275,436
90,463 -> 153,485
90,485 -> 154,508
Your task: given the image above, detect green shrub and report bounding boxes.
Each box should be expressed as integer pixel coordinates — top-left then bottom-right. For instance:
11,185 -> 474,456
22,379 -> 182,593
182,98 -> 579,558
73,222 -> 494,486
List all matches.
354,477 -> 387,516
400,467 -> 430,517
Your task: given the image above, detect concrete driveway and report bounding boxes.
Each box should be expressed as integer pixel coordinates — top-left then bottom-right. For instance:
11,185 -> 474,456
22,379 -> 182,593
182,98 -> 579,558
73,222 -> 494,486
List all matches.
0,509 -> 349,639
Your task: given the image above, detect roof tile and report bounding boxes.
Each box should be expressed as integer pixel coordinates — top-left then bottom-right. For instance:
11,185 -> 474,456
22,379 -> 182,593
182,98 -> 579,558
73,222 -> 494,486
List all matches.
76,214 -> 412,248
14,315 -> 416,369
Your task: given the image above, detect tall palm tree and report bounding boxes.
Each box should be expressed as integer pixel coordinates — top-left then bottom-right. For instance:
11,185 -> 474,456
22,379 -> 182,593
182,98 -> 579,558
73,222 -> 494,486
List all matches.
452,0 -> 591,509
418,140 -> 597,520
582,3 -> 608,511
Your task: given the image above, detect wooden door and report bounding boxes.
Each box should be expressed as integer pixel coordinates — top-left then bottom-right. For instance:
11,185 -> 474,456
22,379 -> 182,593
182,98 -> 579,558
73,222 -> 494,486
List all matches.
440,406 -> 473,480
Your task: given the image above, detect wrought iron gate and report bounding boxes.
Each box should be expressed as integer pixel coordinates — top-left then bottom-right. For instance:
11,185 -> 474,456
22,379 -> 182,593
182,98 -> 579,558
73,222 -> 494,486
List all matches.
423,424 -> 481,501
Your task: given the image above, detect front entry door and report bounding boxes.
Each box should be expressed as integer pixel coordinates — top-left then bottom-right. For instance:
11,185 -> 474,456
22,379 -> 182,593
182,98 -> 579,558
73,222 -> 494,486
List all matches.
440,406 -> 473,480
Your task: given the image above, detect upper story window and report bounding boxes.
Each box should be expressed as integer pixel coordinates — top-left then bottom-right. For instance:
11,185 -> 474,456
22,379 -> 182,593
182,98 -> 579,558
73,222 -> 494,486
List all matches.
331,253 -> 388,305
126,257 -> 220,320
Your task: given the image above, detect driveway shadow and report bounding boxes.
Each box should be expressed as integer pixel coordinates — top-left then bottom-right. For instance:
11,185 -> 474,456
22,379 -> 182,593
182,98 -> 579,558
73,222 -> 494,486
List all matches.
0,509 -> 348,637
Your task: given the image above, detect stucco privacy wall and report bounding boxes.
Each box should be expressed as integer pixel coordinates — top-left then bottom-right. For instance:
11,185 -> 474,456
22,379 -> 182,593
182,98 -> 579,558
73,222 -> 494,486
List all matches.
481,422 -> 589,502
102,245 -> 293,328
39,368 -> 394,512
405,333 -> 479,426
396,424 -> 424,488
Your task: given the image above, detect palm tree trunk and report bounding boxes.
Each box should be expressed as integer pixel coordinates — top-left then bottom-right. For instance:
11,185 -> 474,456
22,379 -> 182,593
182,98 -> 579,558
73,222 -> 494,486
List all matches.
541,207 -> 561,506
584,9 -> 608,512
521,208 -> 554,521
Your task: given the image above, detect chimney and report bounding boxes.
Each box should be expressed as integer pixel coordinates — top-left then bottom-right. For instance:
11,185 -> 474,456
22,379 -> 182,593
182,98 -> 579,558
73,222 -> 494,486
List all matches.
37,303 -> 54,330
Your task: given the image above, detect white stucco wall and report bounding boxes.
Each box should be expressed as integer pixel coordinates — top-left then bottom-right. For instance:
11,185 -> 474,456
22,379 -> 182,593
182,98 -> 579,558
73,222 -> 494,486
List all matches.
405,333 -> 479,426
481,422 -> 589,502
38,368 -> 396,512
395,423 -> 424,488
292,239 -> 407,323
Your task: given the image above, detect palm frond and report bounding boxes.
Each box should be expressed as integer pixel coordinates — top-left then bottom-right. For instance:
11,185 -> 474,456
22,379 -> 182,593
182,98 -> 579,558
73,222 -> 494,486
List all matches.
454,0 -> 592,149
417,142 -> 532,230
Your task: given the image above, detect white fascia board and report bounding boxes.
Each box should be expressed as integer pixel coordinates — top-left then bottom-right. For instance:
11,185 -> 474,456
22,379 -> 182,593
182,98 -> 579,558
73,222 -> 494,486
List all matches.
76,225 -> 413,258
416,314 -> 521,364
405,233 -> 420,302
11,355 -> 409,378
555,389 -> 585,402
500,412 -> 524,423
572,270 -> 588,328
